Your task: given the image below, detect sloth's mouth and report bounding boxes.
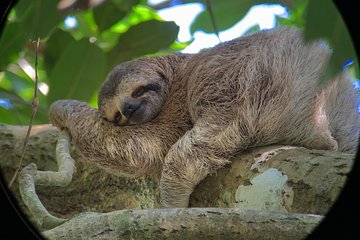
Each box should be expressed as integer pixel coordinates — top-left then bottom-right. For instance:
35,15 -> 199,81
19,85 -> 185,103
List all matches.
116,107 -> 144,126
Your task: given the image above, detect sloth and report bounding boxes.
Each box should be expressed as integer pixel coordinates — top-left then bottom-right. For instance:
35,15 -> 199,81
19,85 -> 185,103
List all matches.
49,27 -> 359,208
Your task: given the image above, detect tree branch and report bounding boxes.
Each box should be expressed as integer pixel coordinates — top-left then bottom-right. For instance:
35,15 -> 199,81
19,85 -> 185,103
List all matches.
0,124 -> 355,238
42,208 -> 322,240
18,130 -> 75,229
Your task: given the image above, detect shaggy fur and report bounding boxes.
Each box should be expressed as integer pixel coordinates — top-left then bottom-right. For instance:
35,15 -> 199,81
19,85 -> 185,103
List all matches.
49,27 -> 359,208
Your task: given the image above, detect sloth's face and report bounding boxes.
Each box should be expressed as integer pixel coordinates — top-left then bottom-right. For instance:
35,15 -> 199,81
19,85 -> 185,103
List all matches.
98,60 -> 169,126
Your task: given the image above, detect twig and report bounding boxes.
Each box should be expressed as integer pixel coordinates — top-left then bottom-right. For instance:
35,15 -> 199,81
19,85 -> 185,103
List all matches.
19,130 -> 75,229
0,0 -> 15,25
9,38 -> 40,188
205,0 -> 221,42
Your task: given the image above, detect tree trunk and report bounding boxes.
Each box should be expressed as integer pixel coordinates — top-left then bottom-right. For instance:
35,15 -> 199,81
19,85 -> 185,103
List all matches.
0,123 -> 355,239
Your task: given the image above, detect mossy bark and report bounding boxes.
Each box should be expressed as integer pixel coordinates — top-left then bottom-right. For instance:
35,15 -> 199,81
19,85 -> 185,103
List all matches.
43,208 -> 322,240
0,123 -> 355,239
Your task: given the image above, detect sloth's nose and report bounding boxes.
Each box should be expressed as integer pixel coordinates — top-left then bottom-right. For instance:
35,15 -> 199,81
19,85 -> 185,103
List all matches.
121,99 -> 140,119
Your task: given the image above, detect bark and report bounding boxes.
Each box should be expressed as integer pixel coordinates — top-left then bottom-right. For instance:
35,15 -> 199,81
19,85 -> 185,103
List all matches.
18,130 -> 74,229
0,123 -> 355,239
42,208 -> 322,240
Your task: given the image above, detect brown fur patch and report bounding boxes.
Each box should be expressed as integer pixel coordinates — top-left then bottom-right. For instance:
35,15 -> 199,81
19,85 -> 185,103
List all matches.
49,27 -> 359,208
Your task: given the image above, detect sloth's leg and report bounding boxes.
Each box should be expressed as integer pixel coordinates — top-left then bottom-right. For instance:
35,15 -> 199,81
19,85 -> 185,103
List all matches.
159,121 -> 243,208
295,126 -> 338,151
278,93 -> 339,151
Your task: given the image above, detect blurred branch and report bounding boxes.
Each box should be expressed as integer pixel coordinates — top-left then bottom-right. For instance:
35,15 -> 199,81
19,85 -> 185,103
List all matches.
0,0 -> 15,26
57,0 -> 106,12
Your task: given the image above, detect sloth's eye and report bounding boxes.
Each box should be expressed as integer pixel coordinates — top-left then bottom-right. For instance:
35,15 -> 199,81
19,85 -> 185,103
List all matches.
131,84 -> 161,98
113,111 -> 121,122
146,83 -> 161,92
132,86 -> 146,98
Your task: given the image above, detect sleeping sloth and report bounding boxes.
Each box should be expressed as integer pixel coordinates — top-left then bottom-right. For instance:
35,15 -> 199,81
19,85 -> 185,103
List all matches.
49,27 -> 359,207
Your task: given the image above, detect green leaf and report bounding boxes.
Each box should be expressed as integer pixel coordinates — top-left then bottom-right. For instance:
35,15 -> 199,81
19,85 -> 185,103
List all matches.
0,107 -> 18,124
0,103 -> 49,125
112,0 -> 141,12
13,0 -> 34,21
304,0 -> 357,84
70,11 -> 98,40
304,1 -> 339,40
354,60 -> 360,79
44,29 -> 74,73
190,0 -> 277,34
170,41 -> 192,51
2,71 -> 33,95
0,88 -> 48,124
107,20 -> 179,69
21,0 -> 63,39
276,0 -> 308,28
93,1 -> 127,32
242,24 -> 260,35
48,39 -> 107,104
0,22 -> 27,70
0,88 -> 27,105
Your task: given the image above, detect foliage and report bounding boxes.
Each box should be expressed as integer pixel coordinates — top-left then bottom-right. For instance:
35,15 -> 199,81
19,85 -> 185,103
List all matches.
0,0 -> 358,125
304,0 -> 358,84
191,0 -> 358,84
0,0 -> 180,124
190,0 -> 278,34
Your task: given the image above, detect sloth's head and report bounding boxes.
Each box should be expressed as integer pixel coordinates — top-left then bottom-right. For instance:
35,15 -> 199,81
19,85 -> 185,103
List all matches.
98,58 -> 169,126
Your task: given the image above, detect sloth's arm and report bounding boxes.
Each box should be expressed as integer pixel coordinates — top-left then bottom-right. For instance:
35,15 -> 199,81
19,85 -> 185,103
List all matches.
159,123 -> 235,208
48,99 -> 170,176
